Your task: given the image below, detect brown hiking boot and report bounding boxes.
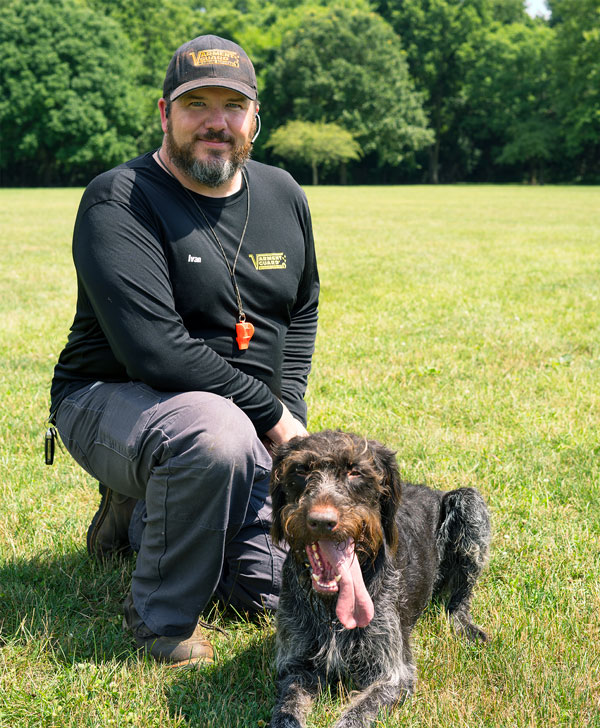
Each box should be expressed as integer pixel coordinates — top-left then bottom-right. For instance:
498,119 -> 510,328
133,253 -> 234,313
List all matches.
123,592 -> 214,668
87,483 -> 137,559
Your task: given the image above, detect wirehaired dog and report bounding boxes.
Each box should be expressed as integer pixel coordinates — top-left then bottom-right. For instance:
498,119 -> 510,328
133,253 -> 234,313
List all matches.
269,430 -> 490,728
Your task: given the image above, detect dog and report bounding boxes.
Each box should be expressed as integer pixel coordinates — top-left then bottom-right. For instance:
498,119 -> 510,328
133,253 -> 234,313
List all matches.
269,430 -> 490,728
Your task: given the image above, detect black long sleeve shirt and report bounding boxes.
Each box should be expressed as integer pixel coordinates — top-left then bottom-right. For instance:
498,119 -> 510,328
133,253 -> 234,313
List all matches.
50,154 -> 319,435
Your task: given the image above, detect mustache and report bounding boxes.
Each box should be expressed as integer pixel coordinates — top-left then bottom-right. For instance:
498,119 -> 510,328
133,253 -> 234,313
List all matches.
195,130 -> 234,144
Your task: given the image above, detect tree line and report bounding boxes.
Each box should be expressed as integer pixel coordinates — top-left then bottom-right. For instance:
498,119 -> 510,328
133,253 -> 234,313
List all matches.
0,0 -> 598,186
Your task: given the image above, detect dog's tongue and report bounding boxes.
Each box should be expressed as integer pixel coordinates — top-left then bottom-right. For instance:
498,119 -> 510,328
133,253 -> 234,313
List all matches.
318,539 -> 374,629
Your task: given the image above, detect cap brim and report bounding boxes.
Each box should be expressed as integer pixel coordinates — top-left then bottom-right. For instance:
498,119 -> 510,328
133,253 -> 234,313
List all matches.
169,78 -> 257,101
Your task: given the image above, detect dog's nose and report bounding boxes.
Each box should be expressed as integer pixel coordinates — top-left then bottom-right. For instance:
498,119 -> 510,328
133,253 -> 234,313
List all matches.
307,507 -> 339,533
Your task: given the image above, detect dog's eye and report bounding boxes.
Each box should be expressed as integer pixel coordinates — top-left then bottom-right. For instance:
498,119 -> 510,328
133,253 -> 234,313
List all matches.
289,466 -> 309,488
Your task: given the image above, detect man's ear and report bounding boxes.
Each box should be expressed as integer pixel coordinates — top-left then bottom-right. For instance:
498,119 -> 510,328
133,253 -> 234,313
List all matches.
158,98 -> 169,134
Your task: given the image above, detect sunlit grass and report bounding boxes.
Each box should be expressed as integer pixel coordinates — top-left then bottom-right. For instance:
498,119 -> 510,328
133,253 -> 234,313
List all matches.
1,185 -> 598,727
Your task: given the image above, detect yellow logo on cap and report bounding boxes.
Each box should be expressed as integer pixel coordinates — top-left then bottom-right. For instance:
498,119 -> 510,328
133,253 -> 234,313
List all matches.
188,49 -> 240,68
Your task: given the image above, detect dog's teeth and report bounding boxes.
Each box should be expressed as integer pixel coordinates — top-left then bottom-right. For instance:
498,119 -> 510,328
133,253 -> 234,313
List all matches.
312,573 -> 319,581
311,544 -> 318,551
335,574 -> 341,582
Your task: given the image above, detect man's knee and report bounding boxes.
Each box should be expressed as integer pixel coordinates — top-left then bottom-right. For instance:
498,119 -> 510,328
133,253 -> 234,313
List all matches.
144,392 -> 271,531
160,391 -> 269,474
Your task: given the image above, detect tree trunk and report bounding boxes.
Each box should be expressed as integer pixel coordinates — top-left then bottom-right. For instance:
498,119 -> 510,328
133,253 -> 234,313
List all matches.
429,144 -> 440,184
312,160 -> 318,185
429,96 -> 442,184
529,163 -> 538,185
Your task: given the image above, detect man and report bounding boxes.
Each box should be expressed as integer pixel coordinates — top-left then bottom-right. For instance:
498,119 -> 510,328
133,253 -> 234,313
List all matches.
50,35 -> 319,668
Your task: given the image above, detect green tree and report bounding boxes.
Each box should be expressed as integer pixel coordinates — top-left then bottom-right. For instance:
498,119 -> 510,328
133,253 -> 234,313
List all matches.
549,0 -> 600,180
265,120 -> 361,184
375,0 -> 488,183
88,0 -> 202,151
262,6 -> 432,176
462,21 -> 558,183
200,0 -> 376,70
488,0 -> 529,23
0,0 -> 144,185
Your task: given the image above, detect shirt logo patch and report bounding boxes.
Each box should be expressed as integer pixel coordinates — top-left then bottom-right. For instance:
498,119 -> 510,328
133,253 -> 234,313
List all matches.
188,254 -> 202,263
249,253 -> 287,270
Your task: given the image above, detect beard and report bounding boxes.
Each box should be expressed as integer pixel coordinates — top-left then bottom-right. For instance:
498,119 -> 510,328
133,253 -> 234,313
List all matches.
166,120 -> 254,189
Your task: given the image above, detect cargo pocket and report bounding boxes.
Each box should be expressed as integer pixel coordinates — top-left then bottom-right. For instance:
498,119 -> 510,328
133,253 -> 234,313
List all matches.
95,382 -> 160,461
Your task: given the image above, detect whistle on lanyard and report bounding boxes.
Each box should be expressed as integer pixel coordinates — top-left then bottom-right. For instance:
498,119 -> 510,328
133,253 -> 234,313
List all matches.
235,320 -> 255,350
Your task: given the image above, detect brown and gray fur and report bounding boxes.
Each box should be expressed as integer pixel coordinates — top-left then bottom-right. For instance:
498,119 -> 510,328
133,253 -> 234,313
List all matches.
269,430 -> 491,728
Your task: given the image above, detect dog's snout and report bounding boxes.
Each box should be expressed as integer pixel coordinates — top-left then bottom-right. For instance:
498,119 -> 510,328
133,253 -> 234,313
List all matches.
307,506 -> 339,533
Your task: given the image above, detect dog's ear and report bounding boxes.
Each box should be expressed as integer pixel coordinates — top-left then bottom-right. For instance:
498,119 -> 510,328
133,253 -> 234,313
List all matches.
370,441 -> 401,553
269,441 -> 293,545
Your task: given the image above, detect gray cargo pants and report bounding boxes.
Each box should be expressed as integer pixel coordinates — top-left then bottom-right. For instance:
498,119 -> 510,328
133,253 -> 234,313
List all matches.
54,381 -> 286,635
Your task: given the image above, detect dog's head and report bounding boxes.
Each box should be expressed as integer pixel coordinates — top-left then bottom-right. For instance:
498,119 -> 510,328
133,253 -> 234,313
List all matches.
270,430 -> 401,629
270,429 -> 401,558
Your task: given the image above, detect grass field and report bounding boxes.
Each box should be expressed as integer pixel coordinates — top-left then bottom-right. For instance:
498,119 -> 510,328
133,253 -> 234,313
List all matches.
0,185 -> 598,727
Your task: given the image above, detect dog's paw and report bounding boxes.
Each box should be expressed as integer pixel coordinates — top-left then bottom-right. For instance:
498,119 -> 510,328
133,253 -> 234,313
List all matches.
451,614 -> 489,643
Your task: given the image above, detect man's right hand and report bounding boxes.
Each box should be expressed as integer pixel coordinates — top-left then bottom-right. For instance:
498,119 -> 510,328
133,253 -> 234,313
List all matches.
264,402 -> 308,447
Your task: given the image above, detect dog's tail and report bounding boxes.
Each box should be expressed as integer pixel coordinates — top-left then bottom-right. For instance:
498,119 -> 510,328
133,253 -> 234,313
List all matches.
434,487 -> 491,641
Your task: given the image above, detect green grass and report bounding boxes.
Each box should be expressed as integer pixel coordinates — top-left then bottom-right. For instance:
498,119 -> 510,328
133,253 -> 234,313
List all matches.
1,185 -> 599,727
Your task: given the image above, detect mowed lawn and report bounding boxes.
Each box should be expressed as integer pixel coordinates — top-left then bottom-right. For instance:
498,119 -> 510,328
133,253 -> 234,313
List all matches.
0,185 -> 598,727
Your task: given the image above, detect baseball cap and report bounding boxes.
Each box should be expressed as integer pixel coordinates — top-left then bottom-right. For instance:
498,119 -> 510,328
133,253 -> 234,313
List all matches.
163,35 -> 258,102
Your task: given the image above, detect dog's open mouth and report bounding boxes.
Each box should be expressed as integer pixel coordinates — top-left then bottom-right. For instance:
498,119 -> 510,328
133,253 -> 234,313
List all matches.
305,539 -> 374,630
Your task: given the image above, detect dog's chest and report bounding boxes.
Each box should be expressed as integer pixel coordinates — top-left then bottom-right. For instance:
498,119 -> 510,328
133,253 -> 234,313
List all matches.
316,621 -> 379,680
277,559 -> 402,683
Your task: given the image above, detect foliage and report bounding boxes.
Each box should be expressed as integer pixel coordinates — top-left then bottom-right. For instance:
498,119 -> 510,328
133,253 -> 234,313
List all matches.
549,0 -> 600,180
375,0 -> 488,182
265,120 -> 361,184
462,21 -> 559,183
0,0 -> 597,184
200,0 -> 375,66
0,0 -> 145,186
87,0 -> 210,152
262,6 -> 433,171
487,0 -> 529,23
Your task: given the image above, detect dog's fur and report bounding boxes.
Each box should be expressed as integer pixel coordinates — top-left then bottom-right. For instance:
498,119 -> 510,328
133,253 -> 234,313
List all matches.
269,430 -> 490,728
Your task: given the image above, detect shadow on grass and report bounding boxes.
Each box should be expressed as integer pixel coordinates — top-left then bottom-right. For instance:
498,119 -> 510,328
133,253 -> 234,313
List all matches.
0,548 -> 135,662
165,631 -> 277,728
1,548 -> 279,725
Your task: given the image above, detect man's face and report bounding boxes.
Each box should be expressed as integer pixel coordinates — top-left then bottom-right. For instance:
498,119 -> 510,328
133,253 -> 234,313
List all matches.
162,87 -> 257,189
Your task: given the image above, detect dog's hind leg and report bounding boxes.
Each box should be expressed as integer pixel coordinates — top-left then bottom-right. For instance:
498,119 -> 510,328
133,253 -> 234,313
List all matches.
270,671 -> 320,728
434,487 -> 491,642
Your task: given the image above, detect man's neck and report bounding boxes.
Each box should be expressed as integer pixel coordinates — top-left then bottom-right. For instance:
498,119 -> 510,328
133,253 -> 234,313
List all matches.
153,146 -> 243,198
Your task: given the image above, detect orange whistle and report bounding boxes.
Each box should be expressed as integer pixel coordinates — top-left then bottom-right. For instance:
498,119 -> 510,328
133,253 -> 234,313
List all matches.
235,321 -> 255,350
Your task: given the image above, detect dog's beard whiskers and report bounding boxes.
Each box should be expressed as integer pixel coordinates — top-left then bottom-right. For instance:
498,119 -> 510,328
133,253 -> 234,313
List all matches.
285,506 -> 373,557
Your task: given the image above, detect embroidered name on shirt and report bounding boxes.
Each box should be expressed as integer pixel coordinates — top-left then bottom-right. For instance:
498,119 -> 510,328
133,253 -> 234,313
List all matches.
188,254 -> 202,263
249,253 -> 287,270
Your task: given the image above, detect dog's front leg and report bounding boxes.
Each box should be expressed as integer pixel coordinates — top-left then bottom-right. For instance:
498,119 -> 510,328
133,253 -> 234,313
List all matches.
270,671 -> 320,728
334,668 -> 415,728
